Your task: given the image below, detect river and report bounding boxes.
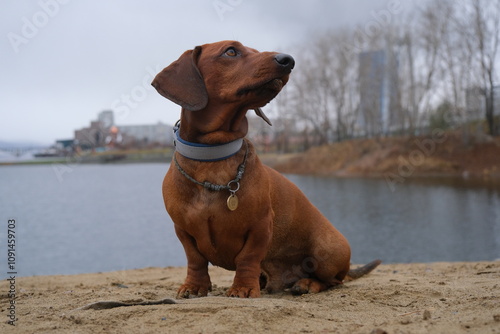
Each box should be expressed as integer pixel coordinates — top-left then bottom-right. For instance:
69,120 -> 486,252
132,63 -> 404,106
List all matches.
0,163 -> 498,278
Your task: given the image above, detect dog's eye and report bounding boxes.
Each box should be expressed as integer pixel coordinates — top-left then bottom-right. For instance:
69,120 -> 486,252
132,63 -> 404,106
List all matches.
224,47 -> 238,57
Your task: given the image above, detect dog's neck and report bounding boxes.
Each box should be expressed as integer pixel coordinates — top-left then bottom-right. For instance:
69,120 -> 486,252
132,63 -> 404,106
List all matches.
178,106 -> 249,145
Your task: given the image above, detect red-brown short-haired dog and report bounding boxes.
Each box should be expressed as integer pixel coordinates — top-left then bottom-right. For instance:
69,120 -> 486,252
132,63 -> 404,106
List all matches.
152,41 -> 380,298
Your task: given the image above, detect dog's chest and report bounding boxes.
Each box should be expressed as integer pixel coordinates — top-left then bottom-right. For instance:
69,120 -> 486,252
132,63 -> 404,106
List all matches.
164,159 -> 271,269
190,213 -> 246,269
170,190 -> 251,268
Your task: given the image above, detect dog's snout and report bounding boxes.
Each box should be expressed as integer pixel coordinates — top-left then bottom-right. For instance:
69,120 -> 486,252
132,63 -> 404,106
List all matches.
274,53 -> 295,70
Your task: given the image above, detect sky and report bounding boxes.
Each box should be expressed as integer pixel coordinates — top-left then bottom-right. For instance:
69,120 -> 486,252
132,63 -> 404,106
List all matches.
1,0 -> 422,145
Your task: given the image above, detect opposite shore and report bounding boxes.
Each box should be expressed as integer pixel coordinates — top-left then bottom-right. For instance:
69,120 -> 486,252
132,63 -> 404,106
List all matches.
2,132 -> 499,183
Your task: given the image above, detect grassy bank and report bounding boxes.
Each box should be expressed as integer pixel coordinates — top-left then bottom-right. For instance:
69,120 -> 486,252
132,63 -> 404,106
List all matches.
0,148 -> 174,166
267,132 -> 500,179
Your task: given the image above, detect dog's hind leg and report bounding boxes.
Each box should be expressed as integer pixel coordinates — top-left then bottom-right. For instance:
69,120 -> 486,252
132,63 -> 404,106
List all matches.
262,261 -> 310,293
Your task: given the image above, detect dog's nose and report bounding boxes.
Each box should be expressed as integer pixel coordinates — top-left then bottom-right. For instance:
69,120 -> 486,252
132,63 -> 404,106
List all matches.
274,53 -> 295,70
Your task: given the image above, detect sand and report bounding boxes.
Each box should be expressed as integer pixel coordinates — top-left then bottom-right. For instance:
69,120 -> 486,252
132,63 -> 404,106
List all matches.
1,262 -> 499,333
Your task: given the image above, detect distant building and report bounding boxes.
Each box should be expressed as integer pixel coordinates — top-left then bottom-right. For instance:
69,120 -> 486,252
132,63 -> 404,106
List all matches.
74,121 -> 107,149
357,50 -> 400,136
466,85 -> 500,120
74,111 -> 173,149
56,139 -> 74,149
118,122 -> 173,145
465,86 -> 485,121
495,86 -> 500,117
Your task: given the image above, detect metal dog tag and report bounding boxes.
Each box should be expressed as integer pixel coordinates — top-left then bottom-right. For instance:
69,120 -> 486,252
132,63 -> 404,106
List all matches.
227,193 -> 239,211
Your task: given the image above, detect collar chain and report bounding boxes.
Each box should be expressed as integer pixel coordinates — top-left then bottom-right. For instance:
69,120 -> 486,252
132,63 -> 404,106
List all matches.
173,140 -> 249,192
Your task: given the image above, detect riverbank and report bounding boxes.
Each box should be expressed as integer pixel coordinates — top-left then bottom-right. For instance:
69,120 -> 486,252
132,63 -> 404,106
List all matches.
1,262 -> 498,333
266,133 -> 500,180
0,147 -> 173,166
3,133 -> 499,178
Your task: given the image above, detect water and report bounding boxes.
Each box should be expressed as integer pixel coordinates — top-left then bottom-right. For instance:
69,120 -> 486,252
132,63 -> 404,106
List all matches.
0,164 -> 499,278
285,175 -> 500,264
0,163 -> 182,279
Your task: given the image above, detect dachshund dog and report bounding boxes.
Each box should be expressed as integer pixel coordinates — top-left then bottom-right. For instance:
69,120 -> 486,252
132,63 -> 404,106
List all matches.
152,41 -> 380,298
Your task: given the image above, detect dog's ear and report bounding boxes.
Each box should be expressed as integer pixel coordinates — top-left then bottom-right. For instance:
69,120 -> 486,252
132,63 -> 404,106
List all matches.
151,46 -> 208,111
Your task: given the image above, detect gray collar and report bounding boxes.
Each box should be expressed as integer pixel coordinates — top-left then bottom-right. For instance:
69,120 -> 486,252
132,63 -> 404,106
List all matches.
173,122 -> 243,162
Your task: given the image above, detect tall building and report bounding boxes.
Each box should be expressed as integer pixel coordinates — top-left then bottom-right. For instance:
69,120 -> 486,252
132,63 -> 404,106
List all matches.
495,86 -> 500,117
465,85 -> 500,121
465,86 -> 485,121
358,50 -> 399,136
98,110 -> 114,128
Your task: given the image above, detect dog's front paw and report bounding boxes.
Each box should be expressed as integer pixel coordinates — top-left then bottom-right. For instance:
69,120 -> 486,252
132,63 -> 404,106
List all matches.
177,283 -> 211,298
226,285 -> 261,298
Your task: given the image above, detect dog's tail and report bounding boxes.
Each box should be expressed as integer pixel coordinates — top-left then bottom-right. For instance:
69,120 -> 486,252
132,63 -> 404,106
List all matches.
345,259 -> 382,281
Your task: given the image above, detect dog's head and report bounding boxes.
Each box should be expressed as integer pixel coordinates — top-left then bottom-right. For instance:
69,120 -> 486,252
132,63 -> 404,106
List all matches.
152,41 -> 294,140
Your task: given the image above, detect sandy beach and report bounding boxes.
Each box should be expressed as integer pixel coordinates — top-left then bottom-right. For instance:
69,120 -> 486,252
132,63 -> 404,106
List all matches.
1,262 -> 499,333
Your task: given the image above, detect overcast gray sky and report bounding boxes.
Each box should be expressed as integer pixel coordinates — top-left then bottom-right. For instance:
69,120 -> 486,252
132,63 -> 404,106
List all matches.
1,0 -> 422,145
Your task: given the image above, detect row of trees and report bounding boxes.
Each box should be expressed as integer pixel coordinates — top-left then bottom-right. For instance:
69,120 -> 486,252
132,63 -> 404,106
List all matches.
263,0 -> 500,151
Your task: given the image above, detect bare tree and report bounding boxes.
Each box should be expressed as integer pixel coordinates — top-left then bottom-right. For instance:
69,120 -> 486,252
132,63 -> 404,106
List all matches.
396,5 -> 448,135
328,29 -> 361,141
310,29 -> 362,141
289,29 -> 362,143
469,0 -> 500,136
272,83 -> 295,153
271,0 -> 500,154
440,0 -> 469,114
287,43 -> 332,145
436,0 -> 477,142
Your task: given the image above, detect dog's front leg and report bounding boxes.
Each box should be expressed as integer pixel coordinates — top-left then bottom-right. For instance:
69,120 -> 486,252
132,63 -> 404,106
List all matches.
175,226 -> 212,298
227,222 -> 272,298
